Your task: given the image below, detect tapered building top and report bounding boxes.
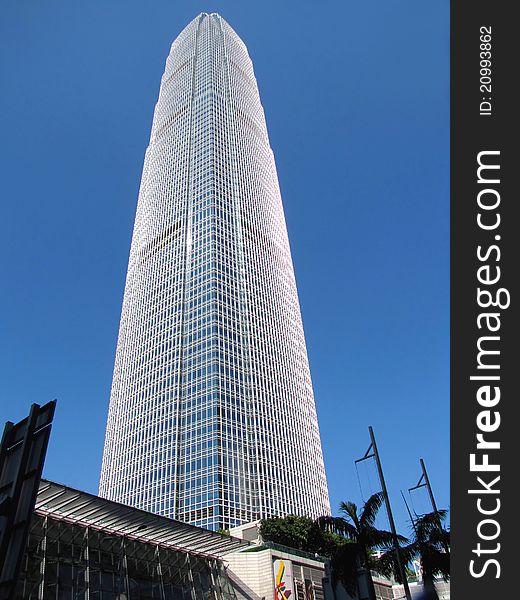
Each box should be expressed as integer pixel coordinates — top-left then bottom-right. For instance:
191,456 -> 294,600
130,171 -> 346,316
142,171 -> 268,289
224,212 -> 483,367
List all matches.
100,13 -> 330,530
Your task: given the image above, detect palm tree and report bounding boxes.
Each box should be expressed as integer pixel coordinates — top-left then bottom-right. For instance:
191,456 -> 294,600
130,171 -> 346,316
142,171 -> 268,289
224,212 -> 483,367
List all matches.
318,492 -> 407,600
379,510 -> 450,600
327,540 -> 360,599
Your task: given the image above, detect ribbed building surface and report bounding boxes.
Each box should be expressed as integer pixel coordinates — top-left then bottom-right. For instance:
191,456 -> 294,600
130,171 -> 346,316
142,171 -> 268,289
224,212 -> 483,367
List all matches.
100,13 -> 330,530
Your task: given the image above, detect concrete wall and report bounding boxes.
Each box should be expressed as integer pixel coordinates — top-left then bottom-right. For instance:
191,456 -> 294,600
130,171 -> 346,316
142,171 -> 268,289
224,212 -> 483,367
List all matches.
226,546 -> 333,600
226,549 -> 275,599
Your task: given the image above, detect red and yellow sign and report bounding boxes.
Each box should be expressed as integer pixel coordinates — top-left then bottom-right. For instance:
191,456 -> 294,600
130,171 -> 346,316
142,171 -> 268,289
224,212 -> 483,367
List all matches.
274,559 -> 294,600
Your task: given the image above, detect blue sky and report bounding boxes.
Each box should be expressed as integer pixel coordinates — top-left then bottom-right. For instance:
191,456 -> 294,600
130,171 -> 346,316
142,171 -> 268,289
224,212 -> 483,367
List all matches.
0,0 -> 449,535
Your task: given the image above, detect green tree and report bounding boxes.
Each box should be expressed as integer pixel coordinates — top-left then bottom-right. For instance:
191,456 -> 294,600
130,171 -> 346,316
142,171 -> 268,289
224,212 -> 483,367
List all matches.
379,510 -> 450,600
318,492 -> 407,600
259,514 -> 338,555
260,514 -> 355,598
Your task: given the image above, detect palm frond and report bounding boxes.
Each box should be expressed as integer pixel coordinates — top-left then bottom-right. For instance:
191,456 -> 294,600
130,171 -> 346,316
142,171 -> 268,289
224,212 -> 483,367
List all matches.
339,501 -> 361,530
316,515 -> 357,539
414,511 -> 448,541
364,525 -> 408,549
359,492 -> 385,529
377,545 -> 416,583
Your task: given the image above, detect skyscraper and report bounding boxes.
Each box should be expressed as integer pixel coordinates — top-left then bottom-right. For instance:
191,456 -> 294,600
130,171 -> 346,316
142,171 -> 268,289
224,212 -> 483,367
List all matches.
99,13 -> 330,530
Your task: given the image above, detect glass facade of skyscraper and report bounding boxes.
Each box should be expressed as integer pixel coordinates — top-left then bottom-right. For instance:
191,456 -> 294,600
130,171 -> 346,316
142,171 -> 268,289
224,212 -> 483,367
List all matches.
100,13 -> 330,530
